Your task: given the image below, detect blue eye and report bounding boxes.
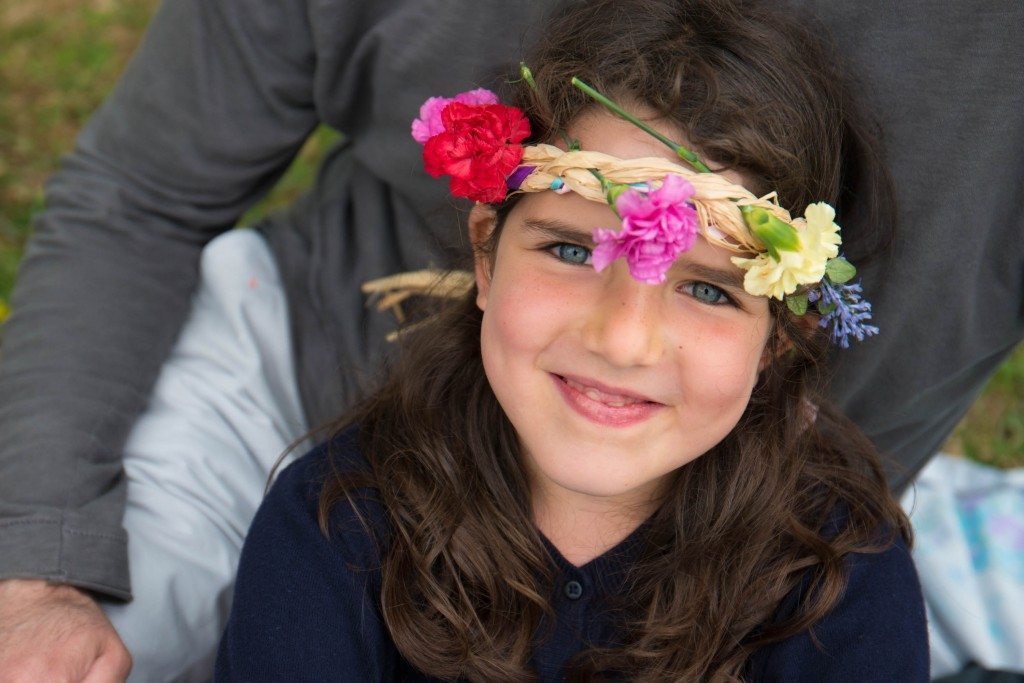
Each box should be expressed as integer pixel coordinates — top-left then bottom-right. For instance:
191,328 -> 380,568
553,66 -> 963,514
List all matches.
554,243 -> 592,265
688,282 -> 729,305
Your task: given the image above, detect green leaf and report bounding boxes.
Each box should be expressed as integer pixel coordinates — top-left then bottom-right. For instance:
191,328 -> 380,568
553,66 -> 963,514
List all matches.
740,205 -> 800,260
786,293 -> 809,316
825,257 -> 857,284
817,299 -> 838,315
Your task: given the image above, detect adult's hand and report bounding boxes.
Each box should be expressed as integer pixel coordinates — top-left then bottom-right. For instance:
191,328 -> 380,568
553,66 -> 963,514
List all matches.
0,579 -> 131,683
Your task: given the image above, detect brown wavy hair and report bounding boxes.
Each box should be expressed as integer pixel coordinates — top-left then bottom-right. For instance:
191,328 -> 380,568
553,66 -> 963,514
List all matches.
317,0 -> 906,679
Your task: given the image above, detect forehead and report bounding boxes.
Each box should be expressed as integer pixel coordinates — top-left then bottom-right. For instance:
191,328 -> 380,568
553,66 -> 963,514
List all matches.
565,107 -> 747,189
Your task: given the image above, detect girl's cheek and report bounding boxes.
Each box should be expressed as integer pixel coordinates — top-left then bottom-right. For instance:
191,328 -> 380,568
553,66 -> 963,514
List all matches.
670,316 -> 768,395
484,276 -> 553,353
495,267 -> 581,334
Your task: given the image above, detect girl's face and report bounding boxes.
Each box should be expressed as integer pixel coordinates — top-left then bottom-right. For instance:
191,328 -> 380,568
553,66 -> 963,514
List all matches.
472,109 -> 773,517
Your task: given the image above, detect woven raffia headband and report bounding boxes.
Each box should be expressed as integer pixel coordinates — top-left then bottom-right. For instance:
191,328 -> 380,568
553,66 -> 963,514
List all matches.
514,144 -> 789,255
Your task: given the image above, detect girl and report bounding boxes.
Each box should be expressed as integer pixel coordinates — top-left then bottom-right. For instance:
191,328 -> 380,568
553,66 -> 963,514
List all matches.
217,0 -> 927,679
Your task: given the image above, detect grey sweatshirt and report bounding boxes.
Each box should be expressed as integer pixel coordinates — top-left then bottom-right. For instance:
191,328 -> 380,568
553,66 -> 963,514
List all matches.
0,0 -> 1021,600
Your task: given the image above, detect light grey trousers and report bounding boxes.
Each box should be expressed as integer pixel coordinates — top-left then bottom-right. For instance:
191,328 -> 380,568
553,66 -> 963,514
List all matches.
101,230 -> 310,682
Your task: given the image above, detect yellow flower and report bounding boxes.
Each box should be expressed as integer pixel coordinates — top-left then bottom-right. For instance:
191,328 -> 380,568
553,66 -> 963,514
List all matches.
731,202 -> 841,299
0,299 -> 8,323
802,202 -> 843,263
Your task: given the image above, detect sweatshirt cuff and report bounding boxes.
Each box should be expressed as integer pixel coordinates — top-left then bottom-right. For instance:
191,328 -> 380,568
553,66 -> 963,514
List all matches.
0,517 -> 131,601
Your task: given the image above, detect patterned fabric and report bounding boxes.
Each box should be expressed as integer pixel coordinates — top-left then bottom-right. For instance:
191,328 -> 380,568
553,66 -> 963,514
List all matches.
902,455 -> 1024,678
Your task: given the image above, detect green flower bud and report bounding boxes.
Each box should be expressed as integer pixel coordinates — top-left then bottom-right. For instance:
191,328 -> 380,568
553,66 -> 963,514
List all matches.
740,205 -> 801,260
519,63 -> 537,91
605,183 -> 630,207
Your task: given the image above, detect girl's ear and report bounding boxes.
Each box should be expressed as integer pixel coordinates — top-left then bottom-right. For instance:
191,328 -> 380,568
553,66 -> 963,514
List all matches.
469,203 -> 497,312
758,311 -> 820,372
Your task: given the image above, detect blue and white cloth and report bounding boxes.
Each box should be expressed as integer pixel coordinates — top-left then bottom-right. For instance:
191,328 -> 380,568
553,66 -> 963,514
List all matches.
903,454 -> 1024,678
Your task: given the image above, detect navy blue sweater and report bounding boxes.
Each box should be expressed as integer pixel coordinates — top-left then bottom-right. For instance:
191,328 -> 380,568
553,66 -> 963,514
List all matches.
217,431 -> 928,681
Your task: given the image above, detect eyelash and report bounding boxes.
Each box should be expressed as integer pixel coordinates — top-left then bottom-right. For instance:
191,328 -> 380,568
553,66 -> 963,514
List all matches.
542,241 -> 592,266
681,282 -> 736,307
540,241 -> 737,307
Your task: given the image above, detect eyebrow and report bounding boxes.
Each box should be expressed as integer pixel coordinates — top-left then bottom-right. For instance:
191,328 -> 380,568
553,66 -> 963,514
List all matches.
522,218 -> 597,247
682,263 -> 747,291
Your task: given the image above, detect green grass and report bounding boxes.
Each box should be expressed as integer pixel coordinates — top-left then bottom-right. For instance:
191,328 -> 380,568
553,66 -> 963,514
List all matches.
0,0 -> 161,308
0,0 -> 336,313
240,126 -> 343,228
1,0 -> 1021,467
946,345 -> 1024,469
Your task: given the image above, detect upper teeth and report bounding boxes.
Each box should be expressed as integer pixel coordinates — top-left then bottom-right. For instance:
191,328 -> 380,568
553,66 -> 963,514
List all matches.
566,377 -> 641,407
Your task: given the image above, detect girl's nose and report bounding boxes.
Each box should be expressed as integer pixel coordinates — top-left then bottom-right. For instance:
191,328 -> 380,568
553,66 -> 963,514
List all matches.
581,266 -> 664,368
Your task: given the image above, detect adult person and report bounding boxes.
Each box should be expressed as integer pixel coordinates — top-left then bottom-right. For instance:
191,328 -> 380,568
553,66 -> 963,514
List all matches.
0,0 -> 1021,681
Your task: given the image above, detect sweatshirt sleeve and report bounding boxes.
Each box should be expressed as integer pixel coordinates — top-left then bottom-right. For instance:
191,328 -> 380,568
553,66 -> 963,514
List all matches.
750,533 -> 930,682
0,0 -> 323,598
215,443 -> 398,681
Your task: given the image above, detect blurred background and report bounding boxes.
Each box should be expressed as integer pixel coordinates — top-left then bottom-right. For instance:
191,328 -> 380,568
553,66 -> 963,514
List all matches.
1,0 -> 1021,468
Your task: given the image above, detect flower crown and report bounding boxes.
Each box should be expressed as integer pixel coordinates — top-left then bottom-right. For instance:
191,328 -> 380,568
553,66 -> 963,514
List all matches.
409,68 -> 878,348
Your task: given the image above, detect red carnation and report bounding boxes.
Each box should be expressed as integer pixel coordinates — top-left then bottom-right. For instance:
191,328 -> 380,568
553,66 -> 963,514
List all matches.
422,101 -> 530,203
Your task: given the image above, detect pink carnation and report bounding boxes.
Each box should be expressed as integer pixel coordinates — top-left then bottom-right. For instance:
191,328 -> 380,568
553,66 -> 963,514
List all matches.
592,174 -> 699,284
411,88 -> 500,143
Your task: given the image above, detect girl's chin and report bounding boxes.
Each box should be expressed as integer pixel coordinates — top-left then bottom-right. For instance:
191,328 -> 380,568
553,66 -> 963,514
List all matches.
525,447 -> 663,497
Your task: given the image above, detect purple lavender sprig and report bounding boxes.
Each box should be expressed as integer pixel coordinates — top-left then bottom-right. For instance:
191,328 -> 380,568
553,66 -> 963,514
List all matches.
807,278 -> 879,348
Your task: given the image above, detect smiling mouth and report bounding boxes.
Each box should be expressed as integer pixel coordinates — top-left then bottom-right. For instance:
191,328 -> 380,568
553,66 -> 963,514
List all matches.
558,375 -> 655,407
551,373 -> 663,427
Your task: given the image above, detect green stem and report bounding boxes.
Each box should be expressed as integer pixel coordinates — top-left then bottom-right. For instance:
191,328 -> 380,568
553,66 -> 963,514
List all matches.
571,77 -> 711,173
588,168 -> 628,214
588,168 -> 610,190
